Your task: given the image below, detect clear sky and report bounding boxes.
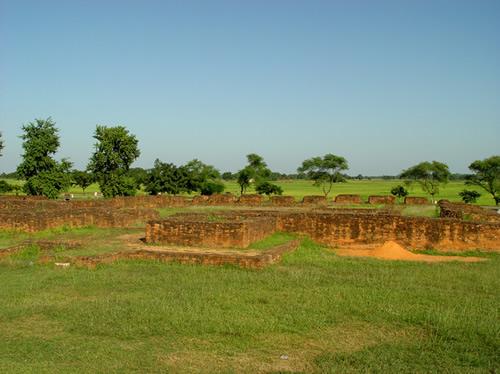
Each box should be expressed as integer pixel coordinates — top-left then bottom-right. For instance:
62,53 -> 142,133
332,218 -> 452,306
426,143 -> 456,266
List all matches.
0,0 -> 499,175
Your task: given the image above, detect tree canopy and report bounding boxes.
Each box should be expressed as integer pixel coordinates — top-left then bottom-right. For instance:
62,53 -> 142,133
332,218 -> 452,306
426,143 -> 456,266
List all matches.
466,155 -> 500,205
87,125 -> 140,197
400,161 -> 450,202
16,118 -> 72,198
236,153 -> 272,195
0,132 -> 4,157
297,154 -> 348,197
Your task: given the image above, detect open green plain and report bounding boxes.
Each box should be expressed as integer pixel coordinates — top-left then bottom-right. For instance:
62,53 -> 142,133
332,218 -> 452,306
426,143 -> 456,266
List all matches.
1,178 -> 495,205
0,222 -> 499,373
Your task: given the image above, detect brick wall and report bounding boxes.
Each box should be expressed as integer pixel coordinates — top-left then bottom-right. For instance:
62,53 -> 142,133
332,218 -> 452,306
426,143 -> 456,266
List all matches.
334,194 -> 363,204
405,196 -> 429,205
368,195 -> 395,205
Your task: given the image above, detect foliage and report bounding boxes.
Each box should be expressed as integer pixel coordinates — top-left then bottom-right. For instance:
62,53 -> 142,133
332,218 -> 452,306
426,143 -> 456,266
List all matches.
16,118 -> 72,198
0,132 -> 3,157
466,155 -> 500,205
0,180 -> 13,193
200,180 -> 225,195
400,161 -> 450,202
72,170 -> 94,192
221,171 -> 234,181
459,189 -> 481,204
87,125 -> 140,198
127,167 -> 149,189
390,185 -> 409,200
144,159 -> 188,195
255,181 -> 283,196
236,153 -> 272,195
183,159 -> 222,194
297,154 -> 348,197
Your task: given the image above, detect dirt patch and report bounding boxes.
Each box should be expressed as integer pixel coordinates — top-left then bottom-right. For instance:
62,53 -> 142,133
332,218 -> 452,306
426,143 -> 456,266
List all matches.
336,241 -> 486,263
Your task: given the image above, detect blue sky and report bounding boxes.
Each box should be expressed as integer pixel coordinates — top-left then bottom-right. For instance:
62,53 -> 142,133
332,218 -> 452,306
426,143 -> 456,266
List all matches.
0,0 -> 499,175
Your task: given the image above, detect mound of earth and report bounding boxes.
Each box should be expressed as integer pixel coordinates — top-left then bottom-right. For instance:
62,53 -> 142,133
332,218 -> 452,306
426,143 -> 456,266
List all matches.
336,241 -> 486,263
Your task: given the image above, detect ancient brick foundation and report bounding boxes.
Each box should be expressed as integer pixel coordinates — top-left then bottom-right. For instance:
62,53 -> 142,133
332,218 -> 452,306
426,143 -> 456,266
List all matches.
405,196 -> 429,205
439,200 -> 500,223
146,214 -> 276,248
334,194 -> 363,204
302,195 -> 327,206
238,194 -> 264,206
145,210 -> 499,252
0,207 -> 159,232
368,195 -> 395,205
270,196 -> 296,206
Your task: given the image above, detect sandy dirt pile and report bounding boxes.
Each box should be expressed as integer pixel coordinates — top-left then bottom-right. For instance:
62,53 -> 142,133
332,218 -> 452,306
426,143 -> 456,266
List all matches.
336,241 -> 486,263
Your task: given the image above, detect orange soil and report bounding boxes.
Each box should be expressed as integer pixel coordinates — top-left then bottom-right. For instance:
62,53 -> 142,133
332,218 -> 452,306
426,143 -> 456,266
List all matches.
336,241 -> 486,263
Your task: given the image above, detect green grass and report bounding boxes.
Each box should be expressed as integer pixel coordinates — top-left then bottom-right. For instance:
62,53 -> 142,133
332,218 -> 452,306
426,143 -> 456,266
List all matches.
1,178 -> 496,205
0,235 -> 498,372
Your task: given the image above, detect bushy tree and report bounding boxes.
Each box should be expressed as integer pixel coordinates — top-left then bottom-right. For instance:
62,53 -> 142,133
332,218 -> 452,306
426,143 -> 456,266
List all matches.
72,170 -> 94,193
144,159 -> 187,195
391,185 -> 409,201
466,155 -> 500,205
183,159 -> 223,194
400,161 -> 450,203
236,153 -> 272,195
200,180 -> 225,195
221,172 -> 234,181
0,132 -> 4,157
459,189 -> 481,204
0,180 -> 12,193
16,118 -> 72,198
87,125 -> 140,197
256,181 -> 283,196
298,154 -> 348,197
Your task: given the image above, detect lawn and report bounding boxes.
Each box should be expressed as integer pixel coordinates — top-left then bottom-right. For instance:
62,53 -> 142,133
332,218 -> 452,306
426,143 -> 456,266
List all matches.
0,227 -> 498,373
1,178 -> 495,205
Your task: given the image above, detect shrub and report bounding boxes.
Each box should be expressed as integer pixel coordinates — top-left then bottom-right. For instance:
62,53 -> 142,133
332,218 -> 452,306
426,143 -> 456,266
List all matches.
459,189 -> 481,204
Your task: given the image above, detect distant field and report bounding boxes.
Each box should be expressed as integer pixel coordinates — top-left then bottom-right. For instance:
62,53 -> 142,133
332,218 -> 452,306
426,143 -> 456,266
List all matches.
0,178 -> 494,205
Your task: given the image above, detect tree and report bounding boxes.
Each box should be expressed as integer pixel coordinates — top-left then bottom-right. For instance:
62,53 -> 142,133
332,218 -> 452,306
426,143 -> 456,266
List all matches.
459,190 -> 481,204
200,180 -> 225,195
400,161 -> 450,203
72,170 -> 94,193
221,172 -> 234,181
183,159 -> 223,194
144,160 -> 186,195
236,154 -> 272,195
0,180 -> 12,193
256,181 -> 283,196
466,155 -> 500,205
87,125 -> 140,198
16,118 -> 73,198
298,154 -> 348,197
0,132 -> 4,157
391,185 -> 409,201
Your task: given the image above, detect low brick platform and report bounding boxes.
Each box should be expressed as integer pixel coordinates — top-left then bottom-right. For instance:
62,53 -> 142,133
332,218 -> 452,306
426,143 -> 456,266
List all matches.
368,195 -> 395,205
302,195 -> 327,206
334,194 -> 363,204
405,196 -> 429,205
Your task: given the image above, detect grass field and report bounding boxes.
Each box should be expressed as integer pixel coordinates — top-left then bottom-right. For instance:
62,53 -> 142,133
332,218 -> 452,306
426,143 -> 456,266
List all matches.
0,226 -> 498,373
1,178 -> 496,206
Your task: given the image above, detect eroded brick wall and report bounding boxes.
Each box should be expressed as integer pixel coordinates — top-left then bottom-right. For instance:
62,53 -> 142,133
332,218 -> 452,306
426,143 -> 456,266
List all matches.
302,196 -> 327,206
334,194 -> 363,204
405,196 -> 429,205
368,195 -> 395,205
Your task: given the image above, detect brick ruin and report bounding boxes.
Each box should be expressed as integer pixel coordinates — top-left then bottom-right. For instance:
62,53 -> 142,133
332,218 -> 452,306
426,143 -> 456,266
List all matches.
146,209 -> 500,252
404,196 -> 429,205
334,194 -> 363,204
368,195 -> 395,205
1,196 -> 499,253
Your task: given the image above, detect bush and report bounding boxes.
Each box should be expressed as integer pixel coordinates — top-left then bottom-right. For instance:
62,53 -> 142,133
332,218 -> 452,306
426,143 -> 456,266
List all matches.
256,182 -> 283,196
459,189 -> 481,204
0,180 -> 13,193
200,180 -> 225,196
391,185 -> 409,199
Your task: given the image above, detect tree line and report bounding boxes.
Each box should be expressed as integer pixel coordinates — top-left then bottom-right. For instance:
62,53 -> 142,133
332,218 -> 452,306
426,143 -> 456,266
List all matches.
0,118 -> 499,205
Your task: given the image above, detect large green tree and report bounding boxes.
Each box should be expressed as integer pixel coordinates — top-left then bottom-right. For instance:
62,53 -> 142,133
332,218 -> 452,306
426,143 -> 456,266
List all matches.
298,154 -> 348,197
400,161 -> 450,203
183,159 -> 223,195
87,125 -> 140,197
16,118 -> 72,198
466,155 -> 500,205
236,153 -> 272,195
144,159 -> 188,195
72,170 -> 94,193
0,132 -> 4,157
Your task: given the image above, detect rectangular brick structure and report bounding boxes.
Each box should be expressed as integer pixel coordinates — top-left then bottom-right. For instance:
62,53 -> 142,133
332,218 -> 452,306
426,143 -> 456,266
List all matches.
334,194 -> 363,204
368,195 -> 396,204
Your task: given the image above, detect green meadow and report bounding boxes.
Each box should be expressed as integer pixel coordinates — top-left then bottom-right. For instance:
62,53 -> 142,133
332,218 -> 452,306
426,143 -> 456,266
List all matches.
0,228 -> 498,373
1,178 -> 495,205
